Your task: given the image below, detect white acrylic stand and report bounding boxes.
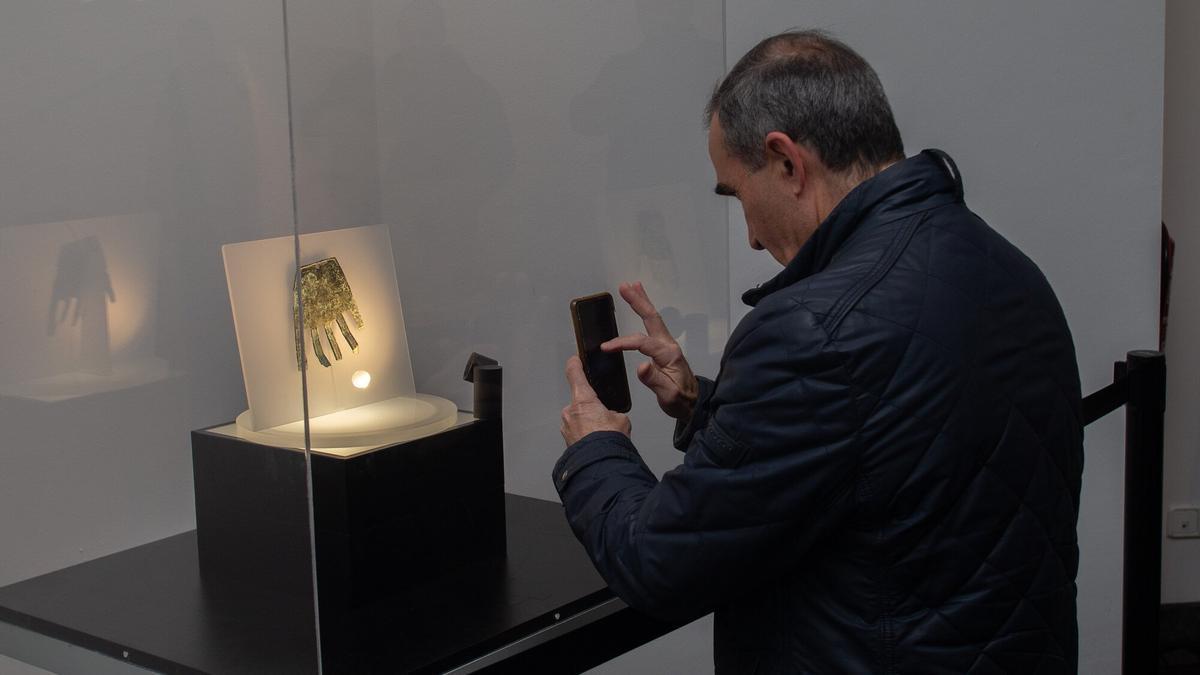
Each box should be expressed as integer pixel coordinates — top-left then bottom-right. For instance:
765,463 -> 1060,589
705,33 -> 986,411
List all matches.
222,225 -> 456,448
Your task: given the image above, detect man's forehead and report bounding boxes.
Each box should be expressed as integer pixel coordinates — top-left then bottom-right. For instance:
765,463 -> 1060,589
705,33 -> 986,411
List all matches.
707,114 -> 723,143
707,118 -> 730,164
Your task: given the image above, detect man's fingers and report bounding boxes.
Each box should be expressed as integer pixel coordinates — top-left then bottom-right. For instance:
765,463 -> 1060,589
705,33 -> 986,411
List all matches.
619,281 -> 671,339
565,356 -> 599,403
603,333 -> 677,366
602,333 -> 648,352
637,360 -> 677,398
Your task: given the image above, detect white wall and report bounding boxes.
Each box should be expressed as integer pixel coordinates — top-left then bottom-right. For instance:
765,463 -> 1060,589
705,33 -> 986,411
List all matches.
1162,0 -> 1200,605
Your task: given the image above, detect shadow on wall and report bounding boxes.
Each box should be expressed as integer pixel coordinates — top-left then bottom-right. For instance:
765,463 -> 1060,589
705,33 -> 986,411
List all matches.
0,6 -> 262,417
568,0 -> 725,370
0,215 -> 168,403
48,236 -> 116,376
375,0 -> 516,403
150,15 -> 265,427
290,12 -> 382,231
565,1 -> 726,479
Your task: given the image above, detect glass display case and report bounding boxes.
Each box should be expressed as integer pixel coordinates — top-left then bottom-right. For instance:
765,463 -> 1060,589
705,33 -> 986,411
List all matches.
282,3 -> 726,663
0,2 -> 323,671
0,0 -> 726,671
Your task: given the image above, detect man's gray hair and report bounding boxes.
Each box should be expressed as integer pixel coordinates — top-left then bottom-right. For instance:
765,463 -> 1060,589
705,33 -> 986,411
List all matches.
705,30 -> 905,175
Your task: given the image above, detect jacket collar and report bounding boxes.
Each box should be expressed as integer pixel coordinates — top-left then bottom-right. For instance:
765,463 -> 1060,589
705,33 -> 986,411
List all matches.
742,149 -> 964,307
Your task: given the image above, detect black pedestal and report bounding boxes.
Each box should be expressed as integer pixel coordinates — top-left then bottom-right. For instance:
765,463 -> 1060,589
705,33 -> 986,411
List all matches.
191,413 -> 505,613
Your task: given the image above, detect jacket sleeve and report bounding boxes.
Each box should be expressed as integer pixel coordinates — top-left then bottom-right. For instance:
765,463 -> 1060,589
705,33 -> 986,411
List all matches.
552,301 -> 865,621
672,376 -> 715,451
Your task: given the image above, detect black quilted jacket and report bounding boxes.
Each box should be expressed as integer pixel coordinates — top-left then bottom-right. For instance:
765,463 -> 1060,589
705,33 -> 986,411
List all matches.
553,149 -> 1083,674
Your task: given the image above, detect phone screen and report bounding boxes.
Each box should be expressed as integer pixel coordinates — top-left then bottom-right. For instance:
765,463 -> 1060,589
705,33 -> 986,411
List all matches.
572,293 -> 632,413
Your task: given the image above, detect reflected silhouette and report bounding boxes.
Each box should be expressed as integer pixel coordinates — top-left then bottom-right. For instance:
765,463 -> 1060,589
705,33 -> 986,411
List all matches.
291,21 -> 381,229
150,15 -> 264,426
47,235 -> 116,372
376,0 -> 515,400
568,0 -> 725,369
659,305 -> 709,368
0,9 -> 312,659
635,209 -> 680,290
561,0 -> 726,483
571,0 -> 720,191
378,0 -> 513,208
47,236 -> 116,375
0,214 -> 168,403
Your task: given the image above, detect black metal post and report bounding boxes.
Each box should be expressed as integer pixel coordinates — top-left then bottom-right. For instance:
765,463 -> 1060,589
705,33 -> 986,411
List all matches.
473,364 -> 503,421
1121,350 -> 1166,675
463,352 -> 503,421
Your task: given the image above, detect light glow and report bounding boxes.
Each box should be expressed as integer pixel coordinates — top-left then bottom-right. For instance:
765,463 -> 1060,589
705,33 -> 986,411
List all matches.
352,370 -> 372,389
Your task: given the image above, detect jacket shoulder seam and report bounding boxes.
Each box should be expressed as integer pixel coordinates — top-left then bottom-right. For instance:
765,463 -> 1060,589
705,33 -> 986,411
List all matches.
826,211 -> 929,335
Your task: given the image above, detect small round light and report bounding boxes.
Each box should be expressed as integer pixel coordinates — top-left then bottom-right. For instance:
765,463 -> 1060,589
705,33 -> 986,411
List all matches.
351,370 -> 371,389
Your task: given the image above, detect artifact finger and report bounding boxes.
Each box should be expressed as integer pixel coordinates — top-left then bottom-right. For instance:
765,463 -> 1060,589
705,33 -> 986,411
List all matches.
324,324 -> 343,361
311,327 -> 331,368
335,314 -> 359,353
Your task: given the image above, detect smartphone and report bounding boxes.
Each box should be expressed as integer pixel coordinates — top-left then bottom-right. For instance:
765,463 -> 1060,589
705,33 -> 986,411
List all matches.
570,292 -> 632,413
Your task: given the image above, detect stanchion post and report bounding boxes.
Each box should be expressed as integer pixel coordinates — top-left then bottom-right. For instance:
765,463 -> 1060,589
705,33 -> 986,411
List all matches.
1121,349 -> 1166,675
463,352 -> 503,421
473,364 -> 503,421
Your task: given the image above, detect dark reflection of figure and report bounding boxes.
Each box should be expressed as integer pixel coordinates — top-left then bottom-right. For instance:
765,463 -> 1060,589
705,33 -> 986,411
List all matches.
149,16 -> 261,425
571,0 -> 720,190
0,0 -> 169,228
636,209 -> 680,289
568,0 -> 725,372
47,236 -> 115,375
378,0 -> 513,234
659,306 -> 708,370
376,0 -> 514,393
293,44 -> 381,229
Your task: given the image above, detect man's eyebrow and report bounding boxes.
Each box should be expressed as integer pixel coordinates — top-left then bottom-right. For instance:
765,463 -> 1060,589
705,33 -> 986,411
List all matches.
714,183 -> 737,197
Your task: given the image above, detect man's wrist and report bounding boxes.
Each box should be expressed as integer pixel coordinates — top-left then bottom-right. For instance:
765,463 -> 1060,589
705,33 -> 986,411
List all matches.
673,375 -> 700,421
672,376 -> 714,450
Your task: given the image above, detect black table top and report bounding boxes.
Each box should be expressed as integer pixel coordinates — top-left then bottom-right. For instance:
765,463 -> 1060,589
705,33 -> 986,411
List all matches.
0,494 -> 614,674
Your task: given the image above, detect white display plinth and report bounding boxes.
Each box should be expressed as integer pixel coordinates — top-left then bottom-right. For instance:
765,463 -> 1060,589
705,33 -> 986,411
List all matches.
222,394 -> 461,457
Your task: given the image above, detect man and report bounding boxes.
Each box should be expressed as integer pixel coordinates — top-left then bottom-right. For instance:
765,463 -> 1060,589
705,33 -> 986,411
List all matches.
555,30 -> 1082,674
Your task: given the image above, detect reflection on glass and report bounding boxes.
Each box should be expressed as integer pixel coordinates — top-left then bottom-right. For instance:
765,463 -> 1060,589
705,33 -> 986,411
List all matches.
283,0 -> 730,498
569,0 -> 726,361
0,3 -> 320,669
0,213 -> 171,402
371,0 -> 517,405
48,235 -> 115,375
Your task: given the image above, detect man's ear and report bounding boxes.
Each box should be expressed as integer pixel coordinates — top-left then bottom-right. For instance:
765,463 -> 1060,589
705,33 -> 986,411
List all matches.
764,131 -> 805,195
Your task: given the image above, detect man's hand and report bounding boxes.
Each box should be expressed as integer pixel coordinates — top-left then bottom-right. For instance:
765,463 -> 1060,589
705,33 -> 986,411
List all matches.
603,282 -> 699,421
561,355 -> 632,446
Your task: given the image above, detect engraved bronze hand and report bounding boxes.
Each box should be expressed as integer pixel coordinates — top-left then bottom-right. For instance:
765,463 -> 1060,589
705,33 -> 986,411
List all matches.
293,257 -> 365,369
